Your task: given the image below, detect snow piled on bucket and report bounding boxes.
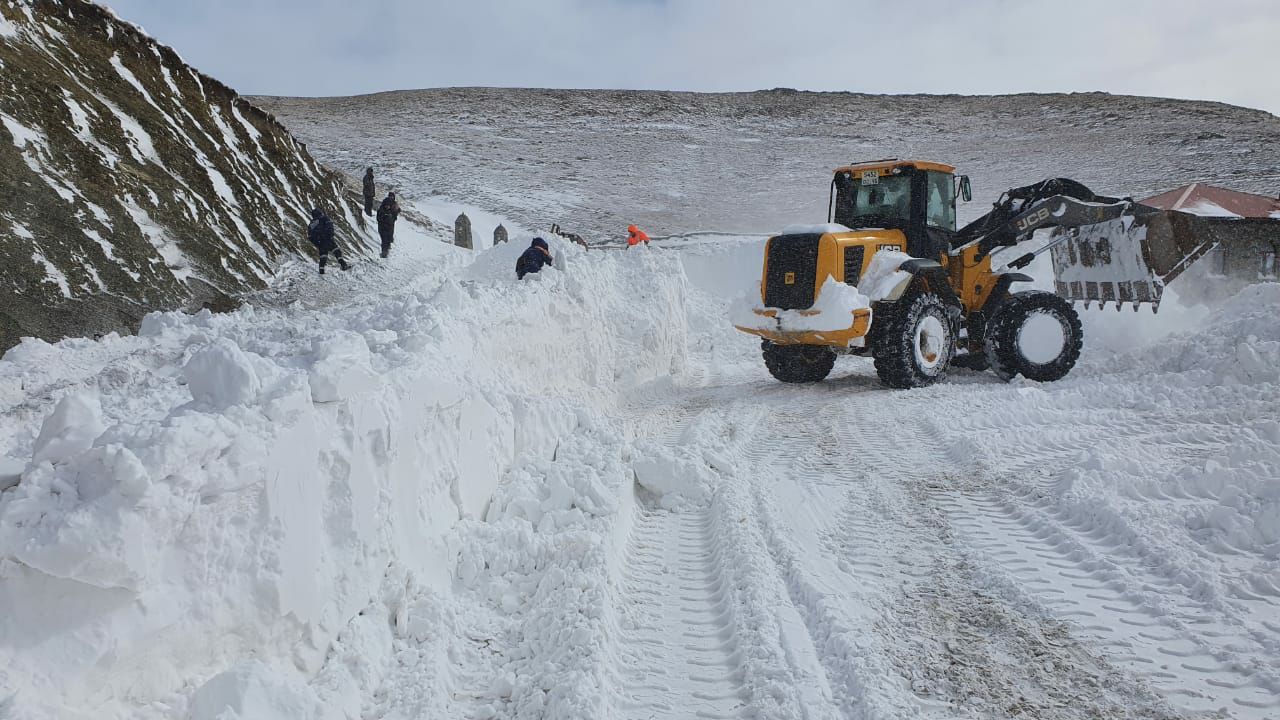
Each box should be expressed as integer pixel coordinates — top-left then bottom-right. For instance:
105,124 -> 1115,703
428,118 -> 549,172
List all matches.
0,241 -> 688,719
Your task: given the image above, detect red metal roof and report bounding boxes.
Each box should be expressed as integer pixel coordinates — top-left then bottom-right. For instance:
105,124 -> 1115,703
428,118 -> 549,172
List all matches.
1142,183 -> 1280,218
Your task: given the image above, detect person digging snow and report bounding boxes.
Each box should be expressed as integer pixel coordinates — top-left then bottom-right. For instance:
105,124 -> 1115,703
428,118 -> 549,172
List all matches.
376,191 -> 401,258
627,224 -> 650,247
362,167 -> 375,217
516,237 -> 553,279
308,207 -> 350,274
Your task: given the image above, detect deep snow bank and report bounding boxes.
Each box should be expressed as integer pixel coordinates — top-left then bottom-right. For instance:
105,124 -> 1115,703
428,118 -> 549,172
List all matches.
0,240 -> 687,719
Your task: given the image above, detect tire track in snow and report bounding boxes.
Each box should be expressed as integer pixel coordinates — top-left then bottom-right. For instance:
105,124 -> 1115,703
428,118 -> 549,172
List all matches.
934,488 -> 1280,717
614,502 -> 751,720
748,391 -> 1177,719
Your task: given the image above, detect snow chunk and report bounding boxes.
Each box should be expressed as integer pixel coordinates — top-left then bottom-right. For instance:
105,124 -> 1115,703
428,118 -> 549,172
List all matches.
32,392 -> 105,465
632,443 -> 715,509
308,332 -> 377,403
189,660 -> 323,720
183,338 -> 262,409
780,223 -> 852,235
858,249 -> 915,301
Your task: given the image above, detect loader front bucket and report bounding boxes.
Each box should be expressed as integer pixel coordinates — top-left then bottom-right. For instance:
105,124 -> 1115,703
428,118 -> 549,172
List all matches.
1050,205 -> 1251,311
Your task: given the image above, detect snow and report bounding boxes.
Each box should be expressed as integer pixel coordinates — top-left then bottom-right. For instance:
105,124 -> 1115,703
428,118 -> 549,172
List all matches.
5,88 -> 1280,718
857,248 -> 914,301
0,11 -> 19,38
183,338 -> 263,410
96,94 -> 160,164
30,392 -> 105,465
0,235 -> 689,720
779,222 -> 852,235
1,111 -> 43,151
2,211 -> 1280,719
1182,199 -> 1244,218
123,198 -> 193,282
730,250 -> 919,338
28,245 -> 74,299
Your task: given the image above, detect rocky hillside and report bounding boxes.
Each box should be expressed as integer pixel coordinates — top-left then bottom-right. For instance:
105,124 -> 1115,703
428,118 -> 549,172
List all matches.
0,0 -> 369,351
257,88 -> 1280,242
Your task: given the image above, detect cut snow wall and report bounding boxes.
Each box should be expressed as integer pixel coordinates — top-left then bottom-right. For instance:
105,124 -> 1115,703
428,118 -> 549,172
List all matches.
0,244 -> 687,719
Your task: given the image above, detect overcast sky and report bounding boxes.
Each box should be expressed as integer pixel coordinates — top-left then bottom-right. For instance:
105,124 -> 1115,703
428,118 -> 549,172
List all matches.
107,0 -> 1280,115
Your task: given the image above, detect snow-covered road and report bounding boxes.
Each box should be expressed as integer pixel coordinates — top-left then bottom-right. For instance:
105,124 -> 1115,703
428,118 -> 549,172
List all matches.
2,228 -> 1278,720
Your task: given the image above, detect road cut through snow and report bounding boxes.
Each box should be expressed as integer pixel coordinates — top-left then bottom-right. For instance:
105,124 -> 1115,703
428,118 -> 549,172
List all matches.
1,230 -> 1278,720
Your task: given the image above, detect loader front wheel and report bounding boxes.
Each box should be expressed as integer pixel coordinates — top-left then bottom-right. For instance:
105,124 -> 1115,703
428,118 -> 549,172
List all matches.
984,291 -> 1083,382
762,341 -> 836,383
872,292 -> 956,389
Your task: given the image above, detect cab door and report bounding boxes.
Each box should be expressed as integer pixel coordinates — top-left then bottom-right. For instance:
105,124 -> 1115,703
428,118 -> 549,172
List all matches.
922,170 -> 958,259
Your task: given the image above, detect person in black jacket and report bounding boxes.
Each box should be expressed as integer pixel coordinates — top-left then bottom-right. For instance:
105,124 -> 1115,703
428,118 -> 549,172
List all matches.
362,168 -> 375,217
308,207 -> 350,274
516,237 -> 553,279
376,191 -> 401,258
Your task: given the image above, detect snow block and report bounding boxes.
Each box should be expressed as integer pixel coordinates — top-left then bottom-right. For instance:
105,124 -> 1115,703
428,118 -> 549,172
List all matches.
184,339 -> 262,410
31,392 -> 106,465
308,332 -> 378,403
631,441 -> 715,509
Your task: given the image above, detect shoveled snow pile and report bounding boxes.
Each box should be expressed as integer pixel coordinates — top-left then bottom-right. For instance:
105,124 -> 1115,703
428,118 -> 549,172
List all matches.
0,239 -> 688,720
1092,282 -> 1280,384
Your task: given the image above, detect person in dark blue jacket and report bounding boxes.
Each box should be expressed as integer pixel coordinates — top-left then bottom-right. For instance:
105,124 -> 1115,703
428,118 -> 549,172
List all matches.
516,237 -> 553,279
307,207 -> 350,274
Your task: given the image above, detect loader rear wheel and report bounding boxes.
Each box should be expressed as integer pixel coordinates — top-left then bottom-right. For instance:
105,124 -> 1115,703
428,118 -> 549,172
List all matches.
871,292 -> 956,389
984,291 -> 1082,382
762,341 -> 835,383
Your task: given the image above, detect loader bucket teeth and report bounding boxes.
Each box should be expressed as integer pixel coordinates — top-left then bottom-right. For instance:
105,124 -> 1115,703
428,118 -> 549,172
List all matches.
1049,204 -> 1268,309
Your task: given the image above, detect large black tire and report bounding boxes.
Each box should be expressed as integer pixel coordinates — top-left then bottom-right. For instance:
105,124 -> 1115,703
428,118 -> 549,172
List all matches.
762,341 -> 836,383
871,292 -> 956,389
984,291 -> 1083,382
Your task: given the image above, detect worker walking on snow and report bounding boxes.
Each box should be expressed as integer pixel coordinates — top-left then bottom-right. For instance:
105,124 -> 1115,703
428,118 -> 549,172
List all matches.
376,191 -> 401,258
308,207 -> 350,275
516,237 -> 553,279
627,224 -> 651,247
362,167 -> 375,217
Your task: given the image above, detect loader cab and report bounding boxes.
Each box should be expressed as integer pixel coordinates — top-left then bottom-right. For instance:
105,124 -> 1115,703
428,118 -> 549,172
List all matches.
829,160 -> 969,259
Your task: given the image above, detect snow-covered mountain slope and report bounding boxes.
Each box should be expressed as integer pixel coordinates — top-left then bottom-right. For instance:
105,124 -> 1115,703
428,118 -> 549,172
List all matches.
256,88 -> 1280,242
0,0 -> 369,352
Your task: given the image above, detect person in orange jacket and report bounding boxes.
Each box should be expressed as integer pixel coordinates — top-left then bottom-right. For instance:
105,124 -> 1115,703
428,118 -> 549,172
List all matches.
627,224 -> 651,247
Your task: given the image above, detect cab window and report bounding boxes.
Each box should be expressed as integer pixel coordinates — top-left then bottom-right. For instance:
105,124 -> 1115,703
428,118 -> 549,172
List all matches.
833,172 -> 914,227
926,172 -> 956,230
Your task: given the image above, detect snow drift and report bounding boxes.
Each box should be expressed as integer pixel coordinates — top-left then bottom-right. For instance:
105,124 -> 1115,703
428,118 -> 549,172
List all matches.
0,240 -> 688,720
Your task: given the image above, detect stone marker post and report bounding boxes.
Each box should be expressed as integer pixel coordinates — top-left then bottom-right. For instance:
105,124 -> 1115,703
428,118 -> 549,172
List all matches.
454,213 -> 473,249
494,224 -> 508,245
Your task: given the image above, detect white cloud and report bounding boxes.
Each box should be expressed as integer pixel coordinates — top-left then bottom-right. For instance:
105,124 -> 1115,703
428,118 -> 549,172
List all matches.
107,0 -> 1280,114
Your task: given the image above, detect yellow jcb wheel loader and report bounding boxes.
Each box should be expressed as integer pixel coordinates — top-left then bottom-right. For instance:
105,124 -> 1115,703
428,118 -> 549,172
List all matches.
734,159 -> 1229,388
